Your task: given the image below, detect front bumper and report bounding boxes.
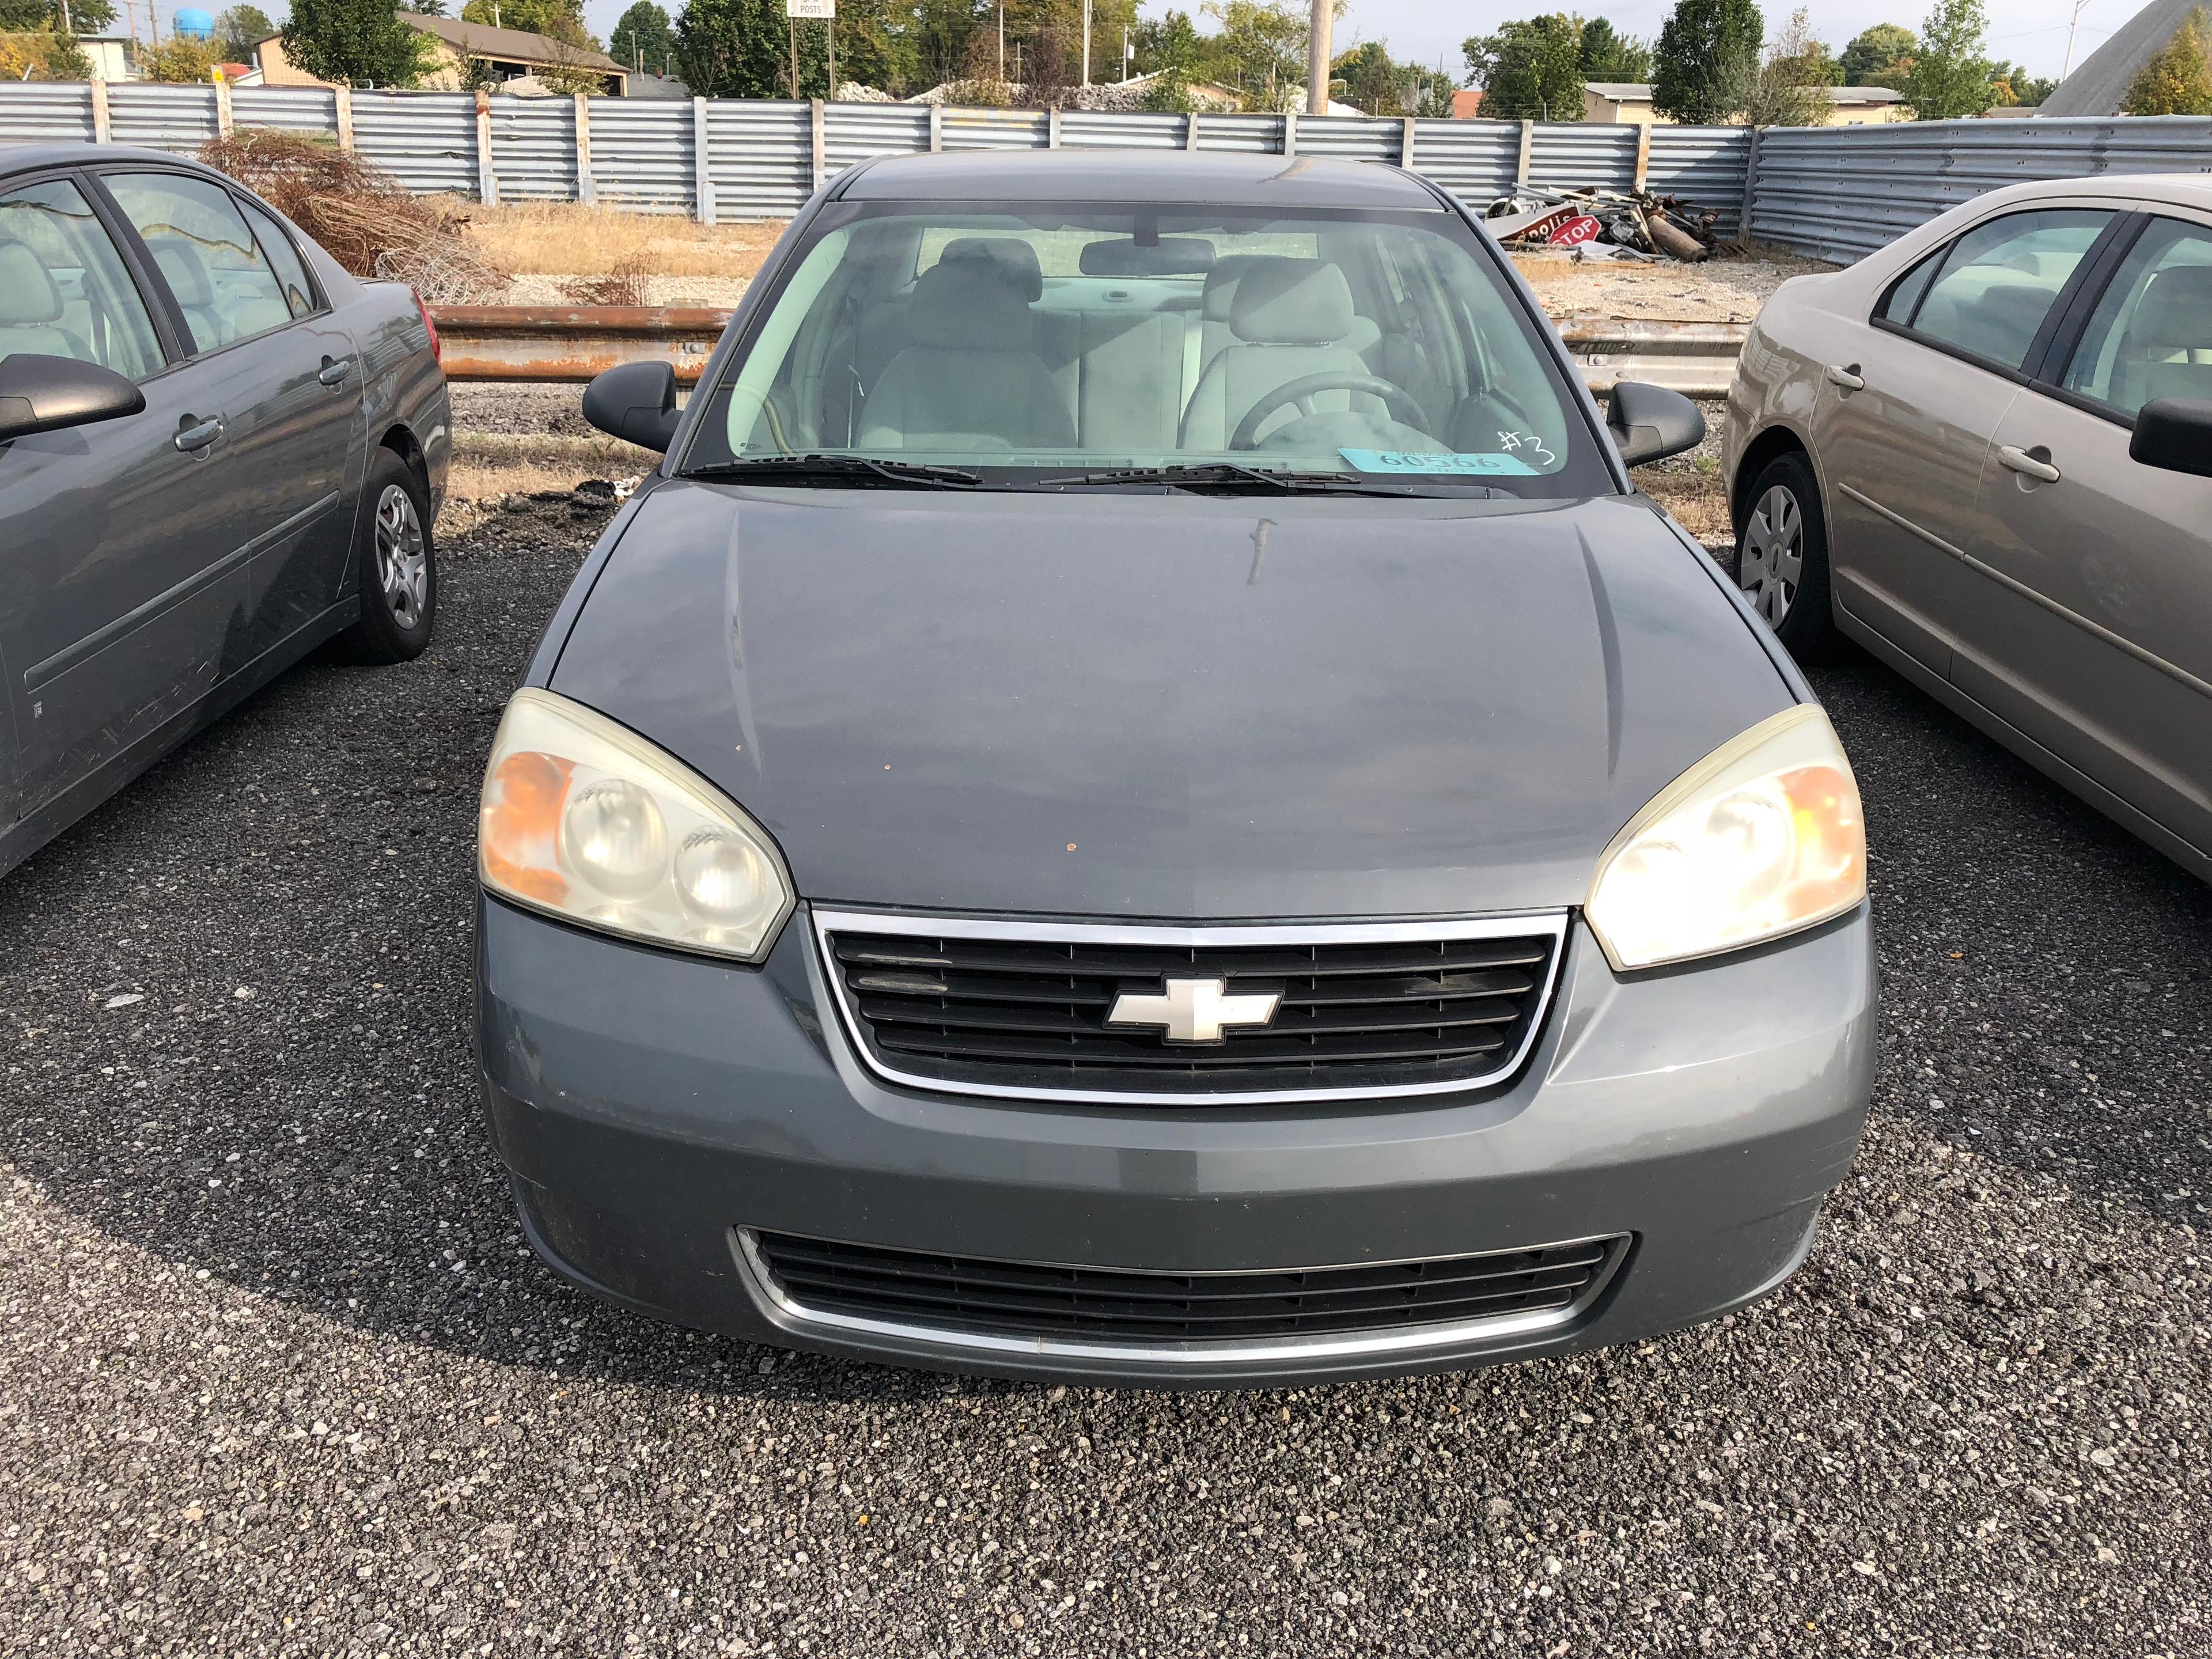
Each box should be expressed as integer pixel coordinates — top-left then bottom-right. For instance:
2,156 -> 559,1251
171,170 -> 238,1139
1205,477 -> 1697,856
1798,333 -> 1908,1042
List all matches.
476,896 -> 1876,1388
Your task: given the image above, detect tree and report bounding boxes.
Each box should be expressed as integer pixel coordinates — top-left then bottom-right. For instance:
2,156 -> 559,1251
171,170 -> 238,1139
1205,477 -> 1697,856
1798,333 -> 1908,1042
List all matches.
142,35 -> 223,78
1198,0 -> 1312,112
673,0 -> 788,97
1904,0 -> 1994,119
1132,8 -> 1200,77
2123,8 -> 2212,114
609,0 -> 672,73
459,0 -> 597,41
1651,0 -> 1760,123
1743,5 -> 1836,126
1333,39 -> 1410,115
1577,16 -> 1652,82
213,3 -> 274,62
1994,68 -> 2056,106
1840,21 -> 1914,85
281,0 -> 427,85
402,0 -> 448,13
1463,13 -> 1583,120
0,0 -> 47,26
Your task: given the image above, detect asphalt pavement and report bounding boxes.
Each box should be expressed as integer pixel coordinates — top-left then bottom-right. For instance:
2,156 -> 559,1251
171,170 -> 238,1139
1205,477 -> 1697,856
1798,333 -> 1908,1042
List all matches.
2,497 -> 2206,1657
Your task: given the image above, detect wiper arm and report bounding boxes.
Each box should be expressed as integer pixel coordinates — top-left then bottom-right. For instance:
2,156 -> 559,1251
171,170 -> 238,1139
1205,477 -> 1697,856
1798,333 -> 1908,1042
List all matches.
684,453 -> 984,488
1038,462 -> 1492,497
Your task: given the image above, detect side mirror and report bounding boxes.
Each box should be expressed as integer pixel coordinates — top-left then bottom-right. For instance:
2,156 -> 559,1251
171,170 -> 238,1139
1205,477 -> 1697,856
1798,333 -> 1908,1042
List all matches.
0,353 -> 145,442
1606,381 -> 1705,467
2128,396 -> 2212,478
582,359 -> 681,453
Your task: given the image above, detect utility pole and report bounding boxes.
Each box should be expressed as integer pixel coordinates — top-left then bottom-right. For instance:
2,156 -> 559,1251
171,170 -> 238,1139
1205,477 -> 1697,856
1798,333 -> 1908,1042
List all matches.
1305,0 -> 1331,116
1081,0 -> 1091,86
997,2 -> 1005,83
2060,0 -> 2093,80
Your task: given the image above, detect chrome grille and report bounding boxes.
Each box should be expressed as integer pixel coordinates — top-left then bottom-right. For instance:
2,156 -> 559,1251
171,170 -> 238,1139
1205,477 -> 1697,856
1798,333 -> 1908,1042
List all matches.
814,911 -> 1566,1103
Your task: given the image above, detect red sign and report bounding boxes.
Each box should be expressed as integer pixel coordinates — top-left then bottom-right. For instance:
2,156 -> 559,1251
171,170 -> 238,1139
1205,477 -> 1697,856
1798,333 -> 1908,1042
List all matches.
1548,214 -> 1604,248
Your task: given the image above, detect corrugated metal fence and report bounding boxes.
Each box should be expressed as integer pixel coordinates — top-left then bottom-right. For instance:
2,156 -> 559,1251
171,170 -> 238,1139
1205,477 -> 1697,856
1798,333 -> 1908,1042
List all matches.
1747,115 -> 2212,263
0,80 -> 1751,229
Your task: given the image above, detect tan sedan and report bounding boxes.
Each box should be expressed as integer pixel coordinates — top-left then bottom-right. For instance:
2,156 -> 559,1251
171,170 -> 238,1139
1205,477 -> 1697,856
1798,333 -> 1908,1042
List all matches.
1725,173 -> 2212,883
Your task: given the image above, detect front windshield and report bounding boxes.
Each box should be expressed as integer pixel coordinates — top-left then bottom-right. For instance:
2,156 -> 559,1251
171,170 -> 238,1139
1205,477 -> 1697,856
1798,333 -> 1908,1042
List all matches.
679,202 -> 1608,496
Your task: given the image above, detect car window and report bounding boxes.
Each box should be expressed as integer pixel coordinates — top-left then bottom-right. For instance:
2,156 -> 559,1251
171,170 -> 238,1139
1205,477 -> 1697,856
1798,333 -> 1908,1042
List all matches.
236,196 -> 316,320
681,204 -> 1607,498
103,171 -> 297,354
1876,248 -> 1942,323
2058,215 -> 2212,420
1903,209 -> 2113,372
0,176 -> 164,380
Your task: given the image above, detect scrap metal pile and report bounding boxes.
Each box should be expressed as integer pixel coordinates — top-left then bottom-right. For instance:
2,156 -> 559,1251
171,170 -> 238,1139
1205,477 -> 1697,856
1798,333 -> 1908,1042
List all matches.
1483,185 -> 1723,263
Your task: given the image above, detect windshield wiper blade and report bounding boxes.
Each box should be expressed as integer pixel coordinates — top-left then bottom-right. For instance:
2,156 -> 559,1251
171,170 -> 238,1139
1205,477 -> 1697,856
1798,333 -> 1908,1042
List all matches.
1038,462 -> 1492,497
685,454 -> 984,488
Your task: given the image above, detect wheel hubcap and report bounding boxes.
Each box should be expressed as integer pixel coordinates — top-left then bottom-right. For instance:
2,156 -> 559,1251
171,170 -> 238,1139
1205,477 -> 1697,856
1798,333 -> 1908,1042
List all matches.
1740,483 -> 1804,627
374,484 -> 428,630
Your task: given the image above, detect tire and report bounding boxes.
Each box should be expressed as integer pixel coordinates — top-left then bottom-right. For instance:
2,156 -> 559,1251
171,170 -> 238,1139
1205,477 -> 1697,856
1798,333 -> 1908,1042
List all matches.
334,448 -> 436,665
1735,450 -> 1832,657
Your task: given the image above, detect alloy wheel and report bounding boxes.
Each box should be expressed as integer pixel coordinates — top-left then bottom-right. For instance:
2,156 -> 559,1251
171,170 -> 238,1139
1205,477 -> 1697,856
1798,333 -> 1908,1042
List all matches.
1740,483 -> 1804,628
374,483 -> 429,630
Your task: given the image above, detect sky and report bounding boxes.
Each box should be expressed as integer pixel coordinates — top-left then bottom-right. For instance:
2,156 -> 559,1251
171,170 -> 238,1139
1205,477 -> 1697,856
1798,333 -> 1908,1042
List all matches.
208,0 -> 2139,86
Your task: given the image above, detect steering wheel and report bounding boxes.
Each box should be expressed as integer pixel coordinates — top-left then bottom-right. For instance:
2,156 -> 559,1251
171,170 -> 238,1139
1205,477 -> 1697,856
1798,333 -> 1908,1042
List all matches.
1229,372 -> 1428,452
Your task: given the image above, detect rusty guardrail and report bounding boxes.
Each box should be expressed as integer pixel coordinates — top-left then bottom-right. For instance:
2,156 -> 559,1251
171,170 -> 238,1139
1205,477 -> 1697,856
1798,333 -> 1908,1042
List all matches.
429,307 -> 1749,399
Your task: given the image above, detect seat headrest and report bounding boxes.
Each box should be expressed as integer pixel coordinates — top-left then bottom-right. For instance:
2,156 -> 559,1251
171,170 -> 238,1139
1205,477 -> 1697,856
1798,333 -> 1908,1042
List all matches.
934,236 -> 1044,301
147,235 -> 215,309
1228,258 -> 1356,346
1200,253 -> 1279,321
908,243 -> 1040,350
2131,265 -> 2212,350
0,239 -> 62,325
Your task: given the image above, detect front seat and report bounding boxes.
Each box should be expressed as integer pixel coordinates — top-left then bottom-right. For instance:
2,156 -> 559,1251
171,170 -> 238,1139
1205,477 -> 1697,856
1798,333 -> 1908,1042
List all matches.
0,238 -> 93,363
1179,259 -> 1386,450
858,237 -> 1074,452
2113,264 -> 2212,411
144,235 -> 226,351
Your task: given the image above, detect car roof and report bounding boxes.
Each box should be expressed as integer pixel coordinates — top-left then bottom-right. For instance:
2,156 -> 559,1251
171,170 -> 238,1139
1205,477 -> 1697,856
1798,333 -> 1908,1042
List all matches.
0,140 -> 228,177
835,149 -> 1442,209
1972,171 -> 2212,213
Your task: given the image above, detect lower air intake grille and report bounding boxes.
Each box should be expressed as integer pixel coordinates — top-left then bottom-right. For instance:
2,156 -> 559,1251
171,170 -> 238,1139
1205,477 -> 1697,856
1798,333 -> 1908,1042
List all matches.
816,912 -> 1565,1101
745,1230 -> 1627,1346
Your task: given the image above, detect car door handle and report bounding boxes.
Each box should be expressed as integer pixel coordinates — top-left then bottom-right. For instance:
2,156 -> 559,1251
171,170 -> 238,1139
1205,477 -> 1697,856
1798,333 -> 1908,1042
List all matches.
173,415 -> 225,453
1825,363 -> 1865,391
1998,444 -> 2061,484
318,356 -> 353,387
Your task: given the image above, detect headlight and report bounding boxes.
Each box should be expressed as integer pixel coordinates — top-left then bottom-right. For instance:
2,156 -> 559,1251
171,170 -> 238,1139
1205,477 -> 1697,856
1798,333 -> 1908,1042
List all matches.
478,688 -> 794,963
1585,704 -> 1865,971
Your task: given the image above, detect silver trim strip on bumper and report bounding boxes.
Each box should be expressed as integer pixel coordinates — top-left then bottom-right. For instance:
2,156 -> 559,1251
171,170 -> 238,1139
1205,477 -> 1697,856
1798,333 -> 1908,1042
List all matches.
732,1228 -> 1630,1367
809,906 -> 1573,1107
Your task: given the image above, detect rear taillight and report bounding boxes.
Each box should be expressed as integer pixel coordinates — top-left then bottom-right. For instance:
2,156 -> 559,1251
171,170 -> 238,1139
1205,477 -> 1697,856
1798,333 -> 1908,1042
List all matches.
414,290 -> 441,364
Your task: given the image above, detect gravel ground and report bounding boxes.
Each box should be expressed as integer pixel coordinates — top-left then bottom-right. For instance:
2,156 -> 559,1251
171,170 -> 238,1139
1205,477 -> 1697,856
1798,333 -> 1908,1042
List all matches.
2,500 -> 2206,1657
1512,251 -> 1835,324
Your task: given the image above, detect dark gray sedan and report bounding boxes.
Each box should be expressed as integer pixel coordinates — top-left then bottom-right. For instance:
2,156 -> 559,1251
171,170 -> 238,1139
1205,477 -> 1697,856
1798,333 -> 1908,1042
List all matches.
0,143 -> 448,878
477,153 -> 1875,1387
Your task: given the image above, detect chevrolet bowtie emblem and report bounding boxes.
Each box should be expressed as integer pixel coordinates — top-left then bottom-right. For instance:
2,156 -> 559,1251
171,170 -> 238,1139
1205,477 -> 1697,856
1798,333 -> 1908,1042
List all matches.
1107,977 -> 1282,1045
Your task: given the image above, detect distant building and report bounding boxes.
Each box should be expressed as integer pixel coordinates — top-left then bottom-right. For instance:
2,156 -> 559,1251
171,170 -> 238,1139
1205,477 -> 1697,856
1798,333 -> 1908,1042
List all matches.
1450,88 -> 1483,119
255,13 -> 628,94
1582,81 -> 1911,126
75,33 -> 138,80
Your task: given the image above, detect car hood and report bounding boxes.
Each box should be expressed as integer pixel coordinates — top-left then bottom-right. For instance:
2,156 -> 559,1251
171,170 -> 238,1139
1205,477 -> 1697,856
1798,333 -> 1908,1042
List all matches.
548,480 -> 1793,919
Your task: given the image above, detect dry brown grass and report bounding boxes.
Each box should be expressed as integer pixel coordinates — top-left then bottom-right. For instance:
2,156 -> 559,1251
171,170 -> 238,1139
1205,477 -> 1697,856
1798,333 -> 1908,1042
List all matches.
1639,467 -> 1730,545
449,200 -> 787,279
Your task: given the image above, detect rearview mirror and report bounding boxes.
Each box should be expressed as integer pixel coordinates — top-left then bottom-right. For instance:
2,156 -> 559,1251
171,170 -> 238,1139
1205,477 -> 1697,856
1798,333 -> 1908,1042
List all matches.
1606,381 -> 1705,467
582,359 -> 681,453
0,352 -> 145,442
2128,396 -> 2212,478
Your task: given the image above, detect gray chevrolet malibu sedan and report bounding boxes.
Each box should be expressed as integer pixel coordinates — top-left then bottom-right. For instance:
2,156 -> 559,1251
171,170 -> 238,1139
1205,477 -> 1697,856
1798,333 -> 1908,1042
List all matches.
476,153 -> 1876,1387
0,143 -> 448,878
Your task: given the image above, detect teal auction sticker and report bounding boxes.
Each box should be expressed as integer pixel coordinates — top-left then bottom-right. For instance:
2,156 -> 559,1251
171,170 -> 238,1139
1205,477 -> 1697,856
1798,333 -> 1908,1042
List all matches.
1339,448 -> 1540,477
